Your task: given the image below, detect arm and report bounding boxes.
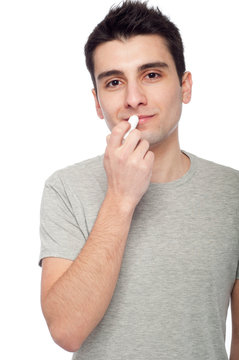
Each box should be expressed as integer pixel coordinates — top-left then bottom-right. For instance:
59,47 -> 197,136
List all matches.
230,279 -> 239,360
41,121 -> 154,352
41,195 -> 134,352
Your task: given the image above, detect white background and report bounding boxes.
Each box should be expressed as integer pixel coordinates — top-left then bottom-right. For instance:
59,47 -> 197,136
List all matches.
0,0 -> 238,358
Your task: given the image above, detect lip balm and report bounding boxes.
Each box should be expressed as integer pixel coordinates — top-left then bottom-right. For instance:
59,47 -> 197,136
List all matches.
124,115 -> 139,139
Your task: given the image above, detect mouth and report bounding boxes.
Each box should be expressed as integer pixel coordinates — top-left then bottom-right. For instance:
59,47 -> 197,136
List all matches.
137,114 -> 155,124
124,114 -> 154,120
122,114 -> 155,126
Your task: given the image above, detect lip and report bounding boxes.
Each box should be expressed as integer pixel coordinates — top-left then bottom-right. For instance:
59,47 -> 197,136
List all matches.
138,114 -> 155,124
123,114 -> 155,125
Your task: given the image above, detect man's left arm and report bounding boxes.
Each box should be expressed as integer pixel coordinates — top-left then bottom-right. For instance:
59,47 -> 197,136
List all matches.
230,279 -> 239,360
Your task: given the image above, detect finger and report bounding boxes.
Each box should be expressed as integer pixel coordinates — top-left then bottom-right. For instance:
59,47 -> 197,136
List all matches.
144,150 -> 155,164
109,121 -> 130,149
132,138 -> 150,160
122,128 -> 142,152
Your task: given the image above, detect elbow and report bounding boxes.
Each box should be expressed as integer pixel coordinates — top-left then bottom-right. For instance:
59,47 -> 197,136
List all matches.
53,336 -> 81,353
41,301 -> 88,352
49,322 -> 83,353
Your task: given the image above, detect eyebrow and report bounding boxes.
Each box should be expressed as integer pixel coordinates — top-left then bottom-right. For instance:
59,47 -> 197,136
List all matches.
139,61 -> 169,72
97,61 -> 169,81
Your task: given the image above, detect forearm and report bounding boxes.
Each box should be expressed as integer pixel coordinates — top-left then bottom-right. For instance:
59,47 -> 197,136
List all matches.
230,335 -> 239,360
42,193 -> 135,351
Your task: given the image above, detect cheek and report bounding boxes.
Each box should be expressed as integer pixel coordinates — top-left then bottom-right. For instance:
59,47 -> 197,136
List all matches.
99,92 -> 122,119
97,95 -> 118,131
158,85 -> 182,120
98,95 -> 111,118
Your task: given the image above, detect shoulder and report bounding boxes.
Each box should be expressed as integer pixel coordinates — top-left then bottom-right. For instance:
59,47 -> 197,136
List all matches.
187,151 -> 239,194
44,154 -> 106,191
193,152 -> 239,178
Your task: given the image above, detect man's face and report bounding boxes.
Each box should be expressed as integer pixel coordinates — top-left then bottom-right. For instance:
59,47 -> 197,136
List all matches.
92,34 -> 192,149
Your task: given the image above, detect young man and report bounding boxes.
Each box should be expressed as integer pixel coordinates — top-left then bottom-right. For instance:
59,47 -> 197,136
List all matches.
39,1 -> 239,359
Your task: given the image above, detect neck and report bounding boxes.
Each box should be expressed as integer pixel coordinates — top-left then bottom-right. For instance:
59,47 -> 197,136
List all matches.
149,128 -> 190,184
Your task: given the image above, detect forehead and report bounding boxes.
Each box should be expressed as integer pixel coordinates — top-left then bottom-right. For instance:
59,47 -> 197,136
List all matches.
93,34 -> 175,77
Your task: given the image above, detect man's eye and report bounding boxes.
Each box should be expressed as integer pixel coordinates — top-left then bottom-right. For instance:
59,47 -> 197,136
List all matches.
146,72 -> 161,79
106,79 -> 121,87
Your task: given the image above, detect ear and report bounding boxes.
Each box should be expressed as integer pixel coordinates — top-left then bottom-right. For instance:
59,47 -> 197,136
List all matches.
181,71 -> 193,104
92,89 -> 104,119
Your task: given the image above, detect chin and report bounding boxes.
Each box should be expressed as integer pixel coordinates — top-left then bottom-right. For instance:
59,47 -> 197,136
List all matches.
142,131 -> 164,147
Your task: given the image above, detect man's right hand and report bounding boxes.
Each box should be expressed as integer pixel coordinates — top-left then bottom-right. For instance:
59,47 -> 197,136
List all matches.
104,120 -> 155,210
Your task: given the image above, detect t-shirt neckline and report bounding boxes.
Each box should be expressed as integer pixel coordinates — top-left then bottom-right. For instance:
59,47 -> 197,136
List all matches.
148,150 -> 196,190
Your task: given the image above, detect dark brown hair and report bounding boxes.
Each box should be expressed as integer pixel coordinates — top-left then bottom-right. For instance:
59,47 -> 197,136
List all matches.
84,0 -> 186,91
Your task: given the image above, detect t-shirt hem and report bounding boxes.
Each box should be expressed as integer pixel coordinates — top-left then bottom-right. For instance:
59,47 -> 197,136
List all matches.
39,251 -> 78,266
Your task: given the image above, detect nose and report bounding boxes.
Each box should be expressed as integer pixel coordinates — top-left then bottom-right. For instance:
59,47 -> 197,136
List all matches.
124,81 -> 147,109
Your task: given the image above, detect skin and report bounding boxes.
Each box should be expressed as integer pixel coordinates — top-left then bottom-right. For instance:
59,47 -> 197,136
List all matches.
92,34 -> 192,183
230,280 -> 239,360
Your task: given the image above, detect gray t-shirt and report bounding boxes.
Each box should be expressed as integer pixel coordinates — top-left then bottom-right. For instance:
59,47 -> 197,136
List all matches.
39,150 -> 239,360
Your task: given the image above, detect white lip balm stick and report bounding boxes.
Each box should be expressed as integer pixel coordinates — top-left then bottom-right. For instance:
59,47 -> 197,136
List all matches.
124,115 -> 139,139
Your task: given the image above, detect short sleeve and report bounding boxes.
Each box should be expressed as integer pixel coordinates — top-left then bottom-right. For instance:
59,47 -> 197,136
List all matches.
39,172 -> 86,266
